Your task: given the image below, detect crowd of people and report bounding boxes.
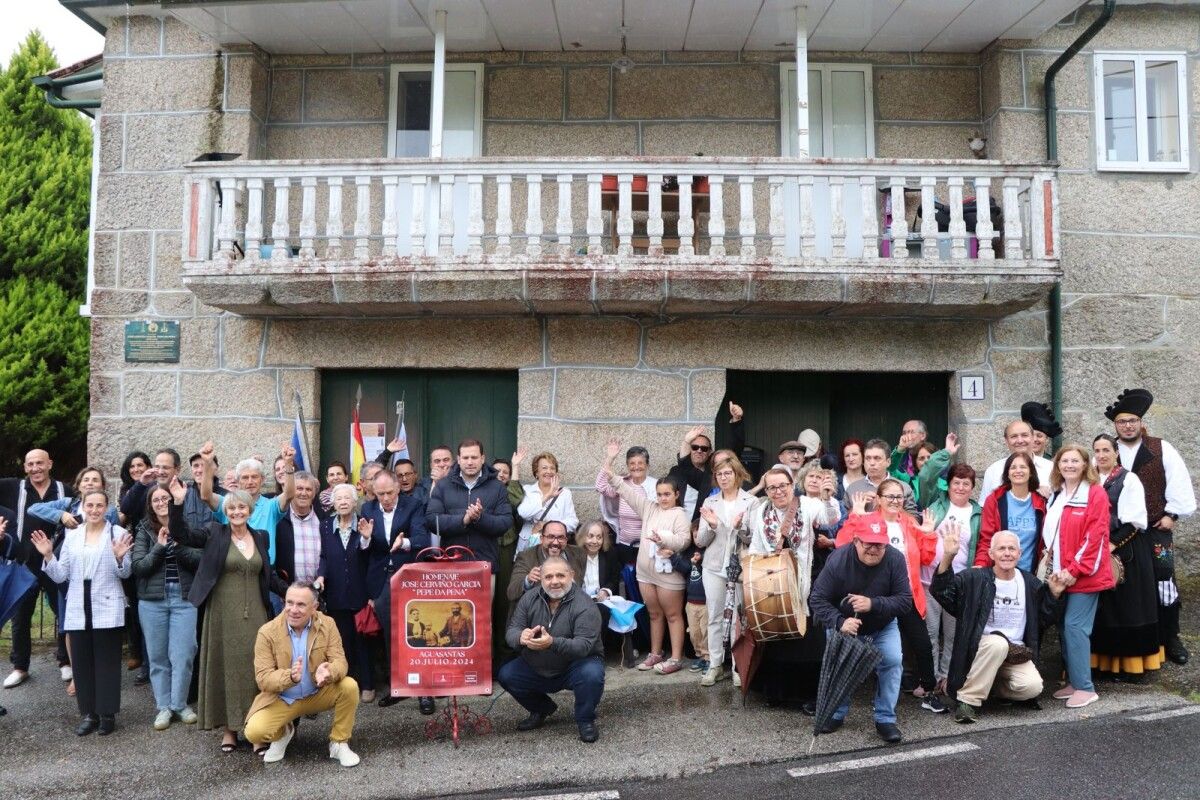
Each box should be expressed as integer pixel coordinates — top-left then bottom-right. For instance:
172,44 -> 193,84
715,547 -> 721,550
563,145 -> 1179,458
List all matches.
0,387 -> 1193,759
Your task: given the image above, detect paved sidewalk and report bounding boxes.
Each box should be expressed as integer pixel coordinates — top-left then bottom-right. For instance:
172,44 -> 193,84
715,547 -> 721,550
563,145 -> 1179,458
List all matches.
0,650 -> 1190,800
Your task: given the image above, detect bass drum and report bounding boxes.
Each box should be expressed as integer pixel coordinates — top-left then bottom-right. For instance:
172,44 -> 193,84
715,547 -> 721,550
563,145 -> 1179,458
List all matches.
741,550 -> 806,642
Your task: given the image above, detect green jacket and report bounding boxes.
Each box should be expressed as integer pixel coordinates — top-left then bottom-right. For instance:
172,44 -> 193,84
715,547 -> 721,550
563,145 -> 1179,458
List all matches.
890,446 -> 953,510
499,480 -> 524,547
925,495 -> 982,560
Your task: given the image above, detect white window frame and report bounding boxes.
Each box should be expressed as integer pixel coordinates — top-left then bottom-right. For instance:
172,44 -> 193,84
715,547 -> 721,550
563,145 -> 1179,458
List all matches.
1093,51 -> 1189,173
386,63 -> 484,158
779,62 -> 875,158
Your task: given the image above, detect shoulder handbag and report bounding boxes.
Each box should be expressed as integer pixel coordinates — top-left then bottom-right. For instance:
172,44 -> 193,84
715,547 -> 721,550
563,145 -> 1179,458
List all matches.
1036,521 -> 1058,584
1036,485 -> 1080,583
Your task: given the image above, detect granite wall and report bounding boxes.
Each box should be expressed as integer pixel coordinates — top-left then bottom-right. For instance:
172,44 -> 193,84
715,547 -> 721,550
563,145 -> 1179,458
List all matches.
88,11 -> 1198,565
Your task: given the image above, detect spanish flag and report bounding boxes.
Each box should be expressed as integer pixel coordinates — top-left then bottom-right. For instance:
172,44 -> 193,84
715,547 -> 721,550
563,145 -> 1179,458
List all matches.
350,398 -> 366,485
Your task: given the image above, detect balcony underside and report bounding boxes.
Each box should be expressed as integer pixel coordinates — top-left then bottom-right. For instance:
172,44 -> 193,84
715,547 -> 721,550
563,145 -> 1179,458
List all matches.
183,256 -> 1057,319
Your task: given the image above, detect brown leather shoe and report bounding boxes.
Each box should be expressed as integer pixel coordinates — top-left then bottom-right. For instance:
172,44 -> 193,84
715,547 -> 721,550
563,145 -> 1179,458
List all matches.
126,658 -> 142,671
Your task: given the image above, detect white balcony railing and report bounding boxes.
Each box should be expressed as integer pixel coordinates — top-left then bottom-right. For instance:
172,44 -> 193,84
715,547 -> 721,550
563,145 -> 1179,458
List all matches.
182,157 -> 1059,271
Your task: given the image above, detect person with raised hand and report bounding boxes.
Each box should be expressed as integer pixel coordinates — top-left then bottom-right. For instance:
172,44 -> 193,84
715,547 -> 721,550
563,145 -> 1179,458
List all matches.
600,436 -> 691,675
931,527 -> 1065,724
175,442 -> 288,754
31,490 -> 133,736
668,402 -> 746,521
131,477 -> 204,730
516,451 -> 578,556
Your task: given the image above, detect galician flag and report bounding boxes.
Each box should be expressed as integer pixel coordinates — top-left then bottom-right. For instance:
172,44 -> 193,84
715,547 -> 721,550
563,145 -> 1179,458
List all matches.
394,420 -> 410,460
290,413 -> 310,473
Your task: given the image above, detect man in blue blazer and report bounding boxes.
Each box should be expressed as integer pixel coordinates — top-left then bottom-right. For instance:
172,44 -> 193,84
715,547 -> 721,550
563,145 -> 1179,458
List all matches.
363,470 -> 432,711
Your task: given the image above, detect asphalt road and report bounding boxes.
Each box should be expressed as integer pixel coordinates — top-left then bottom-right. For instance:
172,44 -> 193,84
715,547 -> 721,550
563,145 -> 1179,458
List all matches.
0,648 -> 1193,800
473,706 -> 1200,800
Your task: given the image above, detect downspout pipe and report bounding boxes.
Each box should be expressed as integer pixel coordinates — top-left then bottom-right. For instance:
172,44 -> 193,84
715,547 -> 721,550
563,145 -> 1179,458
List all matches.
1043,0 -> 1115,447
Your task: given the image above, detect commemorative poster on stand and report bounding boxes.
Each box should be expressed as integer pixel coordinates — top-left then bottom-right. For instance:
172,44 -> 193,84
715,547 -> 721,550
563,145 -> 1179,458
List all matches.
389,557 -> 493,697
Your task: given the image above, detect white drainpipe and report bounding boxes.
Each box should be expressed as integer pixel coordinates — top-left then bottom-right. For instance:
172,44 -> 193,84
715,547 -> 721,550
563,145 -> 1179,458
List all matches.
794,4 -> 809,159
430,9 -> 447,158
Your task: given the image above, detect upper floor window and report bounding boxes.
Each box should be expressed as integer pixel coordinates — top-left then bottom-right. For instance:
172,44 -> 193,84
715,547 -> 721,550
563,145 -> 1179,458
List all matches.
387,64 -> 483,158
780,63 -> 875,158
1094,52 -> 1188,172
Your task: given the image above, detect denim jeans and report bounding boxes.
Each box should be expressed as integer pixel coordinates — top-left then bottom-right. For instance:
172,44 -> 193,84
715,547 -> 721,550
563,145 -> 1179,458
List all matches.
1062,591 -> 1099,693
829,620 -> 903,724
498,655 -> 606,725
139,582 -> 198,712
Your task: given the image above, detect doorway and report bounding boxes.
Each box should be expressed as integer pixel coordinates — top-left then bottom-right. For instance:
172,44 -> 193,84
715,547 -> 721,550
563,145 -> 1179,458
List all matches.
319,369 -> 518,477
716,370 -> 949,476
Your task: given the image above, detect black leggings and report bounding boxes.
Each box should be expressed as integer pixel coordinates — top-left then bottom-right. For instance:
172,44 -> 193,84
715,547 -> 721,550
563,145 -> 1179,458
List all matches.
897,606 -> 937,693
71,581 -> 124,717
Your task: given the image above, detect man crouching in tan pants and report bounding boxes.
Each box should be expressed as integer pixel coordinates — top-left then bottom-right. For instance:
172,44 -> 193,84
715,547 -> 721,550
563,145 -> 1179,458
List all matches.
930,527 -> 1066,724
244,581 -> 361,766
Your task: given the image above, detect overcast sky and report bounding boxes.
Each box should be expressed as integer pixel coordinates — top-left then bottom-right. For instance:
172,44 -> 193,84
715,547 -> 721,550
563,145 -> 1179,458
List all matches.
3,0 -> 105,70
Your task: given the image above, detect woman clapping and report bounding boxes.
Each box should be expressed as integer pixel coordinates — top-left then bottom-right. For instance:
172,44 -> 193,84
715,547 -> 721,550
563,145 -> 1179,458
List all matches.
31,492 -> 133,736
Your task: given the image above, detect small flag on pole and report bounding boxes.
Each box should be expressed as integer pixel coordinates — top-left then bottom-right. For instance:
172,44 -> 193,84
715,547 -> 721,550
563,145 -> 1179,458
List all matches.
350,384 -> 366,483
394,398 -> 410,460
291,413 -> 310,473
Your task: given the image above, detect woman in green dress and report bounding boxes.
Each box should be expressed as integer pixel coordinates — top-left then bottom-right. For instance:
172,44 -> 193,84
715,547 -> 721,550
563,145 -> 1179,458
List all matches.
170,446 -> 288,753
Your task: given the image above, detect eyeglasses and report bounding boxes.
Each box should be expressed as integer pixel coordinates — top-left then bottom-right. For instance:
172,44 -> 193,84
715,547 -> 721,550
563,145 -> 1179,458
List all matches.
1114,418 -> 1141,427
691,444 -> 712,453
880,494 -> 904,502
857,541 -> 885,551
765,484 -> 791,493
714,470 -> 735,478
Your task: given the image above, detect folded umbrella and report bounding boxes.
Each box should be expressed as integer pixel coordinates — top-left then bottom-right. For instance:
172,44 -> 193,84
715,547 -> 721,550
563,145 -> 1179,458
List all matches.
731,625 -> 762,704
0,558 -> 37,630
810,629 -> 882,753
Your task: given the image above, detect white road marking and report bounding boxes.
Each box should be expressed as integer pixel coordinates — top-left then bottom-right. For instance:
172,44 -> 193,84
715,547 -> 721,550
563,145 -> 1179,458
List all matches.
500,792 -> 619,800
787,742 -> 980,778
1131,706 -> 1200,722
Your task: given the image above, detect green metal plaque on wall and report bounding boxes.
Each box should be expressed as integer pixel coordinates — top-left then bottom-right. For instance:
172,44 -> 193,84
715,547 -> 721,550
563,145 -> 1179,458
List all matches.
124,320 -> 180,363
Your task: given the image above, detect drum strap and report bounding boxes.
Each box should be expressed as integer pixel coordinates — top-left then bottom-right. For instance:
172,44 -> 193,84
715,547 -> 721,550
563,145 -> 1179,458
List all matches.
771,501 -> 800,553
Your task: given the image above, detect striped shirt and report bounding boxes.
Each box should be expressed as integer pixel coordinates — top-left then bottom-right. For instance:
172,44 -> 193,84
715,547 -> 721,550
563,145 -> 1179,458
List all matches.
289,508 -> 322,583
594,471 -> 657,547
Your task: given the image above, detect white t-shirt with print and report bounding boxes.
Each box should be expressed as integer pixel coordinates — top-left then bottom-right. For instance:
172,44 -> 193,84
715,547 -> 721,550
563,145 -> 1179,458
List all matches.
983,575 -> 1027,645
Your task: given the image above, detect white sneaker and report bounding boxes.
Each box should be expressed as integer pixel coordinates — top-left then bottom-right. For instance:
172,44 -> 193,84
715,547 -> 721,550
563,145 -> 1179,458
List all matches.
154,709 -> 173,731
3,670 -> 28,688
178,706 -> 198,724
262,723 -> 294,764
700,665 -> 724,687
731,670 -> 742,688
360,689 -> 376,704
60,665 -> 73,682
329,741 -> 360,767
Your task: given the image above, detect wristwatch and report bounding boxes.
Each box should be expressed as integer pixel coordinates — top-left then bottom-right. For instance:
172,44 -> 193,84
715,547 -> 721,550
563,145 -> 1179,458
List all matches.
1166,512 -> 1179,521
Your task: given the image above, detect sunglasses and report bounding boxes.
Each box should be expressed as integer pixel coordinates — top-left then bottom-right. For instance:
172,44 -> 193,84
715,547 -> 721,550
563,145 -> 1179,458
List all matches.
691,444 -> 712,453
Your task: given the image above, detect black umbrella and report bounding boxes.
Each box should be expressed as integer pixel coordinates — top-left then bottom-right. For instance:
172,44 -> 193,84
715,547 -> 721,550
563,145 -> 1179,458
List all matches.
809,627 -> 881,753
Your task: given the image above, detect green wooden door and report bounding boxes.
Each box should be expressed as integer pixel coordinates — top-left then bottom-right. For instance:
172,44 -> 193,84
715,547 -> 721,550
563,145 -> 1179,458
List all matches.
720,370 -> 948,475
319,370 -> 518,476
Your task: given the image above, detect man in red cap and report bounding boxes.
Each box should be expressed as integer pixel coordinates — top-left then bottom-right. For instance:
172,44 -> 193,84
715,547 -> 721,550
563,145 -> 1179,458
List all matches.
1106,388 -> 1196,665
809,518 -> 913,744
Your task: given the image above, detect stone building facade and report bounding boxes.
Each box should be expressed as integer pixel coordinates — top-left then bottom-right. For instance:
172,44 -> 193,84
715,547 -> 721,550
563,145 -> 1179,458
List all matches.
83,6 -> 1198,563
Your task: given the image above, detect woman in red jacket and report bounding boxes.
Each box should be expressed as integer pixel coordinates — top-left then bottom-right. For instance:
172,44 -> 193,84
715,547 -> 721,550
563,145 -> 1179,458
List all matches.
975,452 -> 1047,571
839,479 -> 944,712
1042,444 -> 1113,709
